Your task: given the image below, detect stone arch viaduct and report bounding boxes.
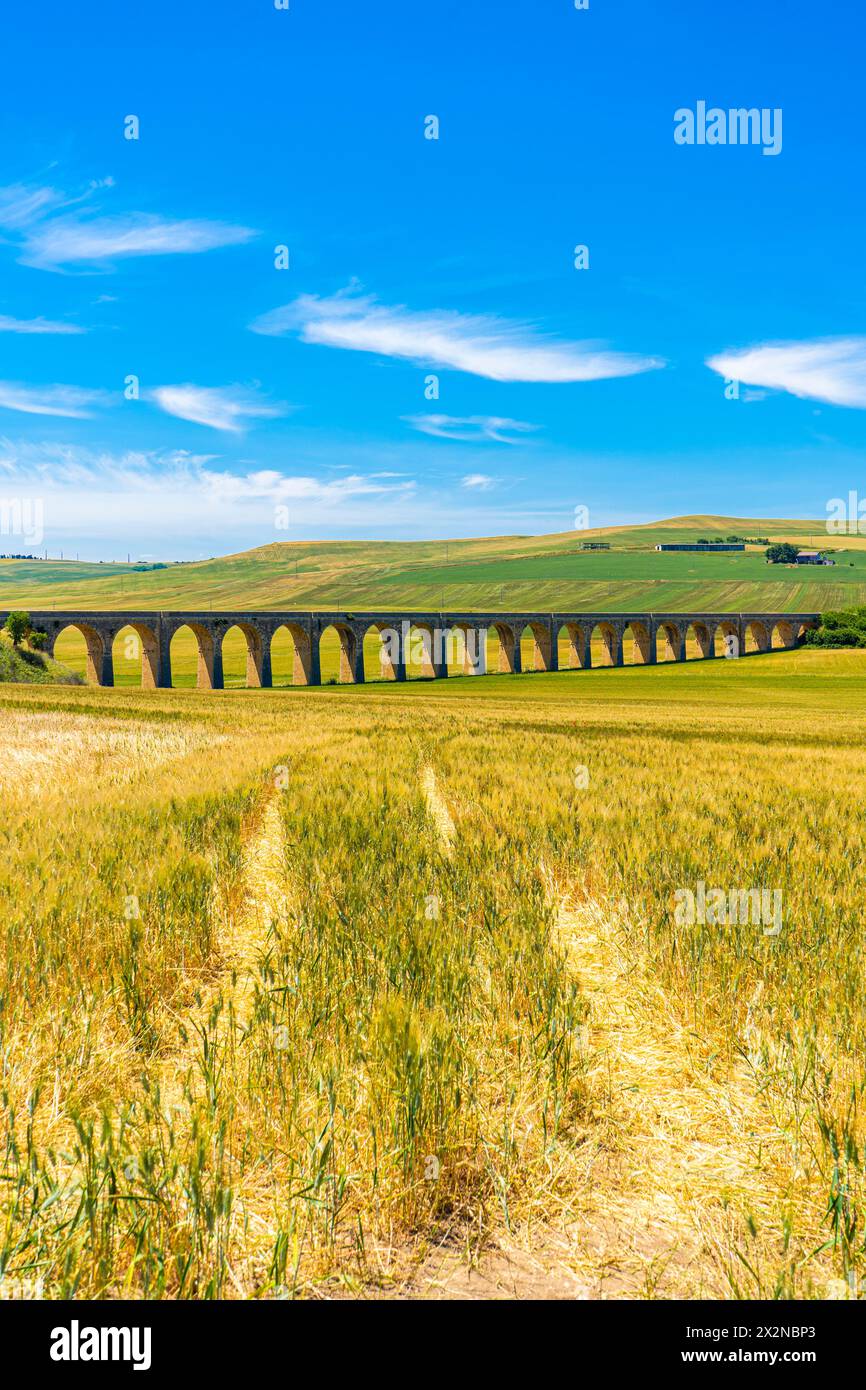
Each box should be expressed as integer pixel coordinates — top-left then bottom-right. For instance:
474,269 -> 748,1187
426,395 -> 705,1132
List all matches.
5,610 -> 820,688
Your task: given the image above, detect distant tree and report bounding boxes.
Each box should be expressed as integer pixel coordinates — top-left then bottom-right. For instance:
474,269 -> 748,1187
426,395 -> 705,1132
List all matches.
805,606 -> 866,647
765,542 -> 799,564
4,611 -> 31,646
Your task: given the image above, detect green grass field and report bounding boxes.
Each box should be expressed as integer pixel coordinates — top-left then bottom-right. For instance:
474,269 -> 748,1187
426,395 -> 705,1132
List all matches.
2,514 -> 861,615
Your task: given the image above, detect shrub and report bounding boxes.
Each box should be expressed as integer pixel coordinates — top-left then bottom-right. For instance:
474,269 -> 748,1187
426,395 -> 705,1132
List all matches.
4,611 -> 31,646
806,606 -> 866,647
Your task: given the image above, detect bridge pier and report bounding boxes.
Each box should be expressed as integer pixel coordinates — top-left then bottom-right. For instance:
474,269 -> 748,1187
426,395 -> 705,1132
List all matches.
98,640 -> 114,688
464,626 -> 487,675
211,638 -> 224,690
547,619 -> 560,672
433,626 -> 449,679
307,640 -> 321,686
351,632 -> 365,684
259,643 -> 273,688
392,625 -> 408,682
157,628 -> 172,688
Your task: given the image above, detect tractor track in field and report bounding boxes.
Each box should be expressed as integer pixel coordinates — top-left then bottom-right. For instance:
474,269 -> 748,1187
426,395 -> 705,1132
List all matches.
402,775 -> 825,1299
157,779 -> 289,1122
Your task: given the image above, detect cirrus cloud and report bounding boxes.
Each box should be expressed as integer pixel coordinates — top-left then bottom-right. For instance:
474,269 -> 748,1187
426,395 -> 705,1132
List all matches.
21,213 -> 255,272
149,384 -> 287,433
251,287 -> 664,384
0,314 -> 85,335
0,179 -> 256,272
706,337 -> 866,409
0,182 -> 69,230
0,381 -> 108,419
404,413 -> 539,444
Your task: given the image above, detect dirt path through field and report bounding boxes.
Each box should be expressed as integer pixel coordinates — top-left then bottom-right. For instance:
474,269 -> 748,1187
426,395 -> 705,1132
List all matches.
158,781 -> 288,1112
404,805 -> 825,1300
421,764 -> 456,855
540,891 -> 776,1298
220,787 -> 288,1032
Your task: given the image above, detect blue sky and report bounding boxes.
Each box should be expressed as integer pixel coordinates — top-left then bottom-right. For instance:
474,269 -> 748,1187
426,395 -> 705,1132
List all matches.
1,0 -> 864,558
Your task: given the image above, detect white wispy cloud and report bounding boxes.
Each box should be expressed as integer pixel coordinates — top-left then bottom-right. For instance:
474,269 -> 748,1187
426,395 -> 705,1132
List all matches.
0,314 -> 85,335
0,179 -> 255,271
461,473 -> 496,490
706,338 -> 866,408
21,213 -> 255,271
251,288 -> 664,383
0,440 -> 419,549
150,384 -> 286,433
0,382 -> 108,419
0,182 -> 67,230
199,468 -> 414,504
0,441 -> 417,506
404,413 -> 538,444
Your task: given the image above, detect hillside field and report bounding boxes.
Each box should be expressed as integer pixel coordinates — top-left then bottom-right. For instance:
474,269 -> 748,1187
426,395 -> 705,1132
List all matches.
2,514 -> 863,616
1,648 -> 865,1300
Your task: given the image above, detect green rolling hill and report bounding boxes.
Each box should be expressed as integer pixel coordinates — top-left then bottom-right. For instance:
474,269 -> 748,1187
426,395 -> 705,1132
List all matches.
1,515 -> 861,615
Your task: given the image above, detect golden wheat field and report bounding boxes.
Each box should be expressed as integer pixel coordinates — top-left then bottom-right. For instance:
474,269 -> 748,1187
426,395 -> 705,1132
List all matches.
1,648 -> 864,1300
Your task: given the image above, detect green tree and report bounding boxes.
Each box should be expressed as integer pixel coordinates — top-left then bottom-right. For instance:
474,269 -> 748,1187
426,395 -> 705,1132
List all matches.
4,611 -> 31,647
765,542 -> 799,564
28,629 -> 48,651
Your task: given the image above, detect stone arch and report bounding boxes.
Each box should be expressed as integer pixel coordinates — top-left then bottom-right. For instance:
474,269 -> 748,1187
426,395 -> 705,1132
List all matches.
772,619 -> 799,650
590,621 -> 622,668
557,622 -> 590,670
686,621 -> 713,659
270,622 -> 315,686
222,622 -> 265,688
712,619 -> 741,659
488,621 -> 520,674
655,621 -> 685,663
111,622 -> 160,688
319,622 -> 360,684
362,621 -> 405,682
623,620 -> 652,665
449,622 -> 487,675
519,621 -> 555,672
745,619 -> 770,655
51,621 -> 109,685
169,622 -> 221,689
404,622 -> 446,679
